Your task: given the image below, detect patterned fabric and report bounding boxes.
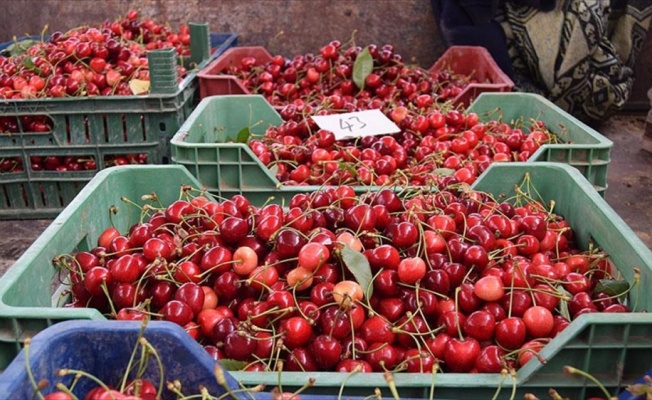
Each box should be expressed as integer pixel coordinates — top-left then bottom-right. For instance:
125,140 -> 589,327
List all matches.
498,0 -> 652,124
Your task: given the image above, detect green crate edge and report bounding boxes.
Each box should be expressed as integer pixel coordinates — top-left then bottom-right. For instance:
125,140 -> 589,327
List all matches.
0,163 -> 650,399
170,92 -> 613,196
0,29 -> 238,220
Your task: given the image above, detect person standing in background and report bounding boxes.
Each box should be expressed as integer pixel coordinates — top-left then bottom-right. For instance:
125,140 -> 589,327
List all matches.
432,0 -> 652,126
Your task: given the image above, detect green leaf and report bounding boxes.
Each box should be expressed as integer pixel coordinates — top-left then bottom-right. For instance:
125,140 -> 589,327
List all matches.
235,126 -> 251,143
557,285 -> 571,321
433,168 -> 455,176
340,245 -> 373,299
20,56 -> 36,70
4,39 -> 40,57
352,47 -> 373,90
338,162 -> 358,178
594,279 -> 629,297
219,359 -> 248,371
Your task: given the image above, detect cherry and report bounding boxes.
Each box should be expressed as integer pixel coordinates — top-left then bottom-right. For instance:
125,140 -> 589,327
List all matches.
365,342 -> 400,372
367,244 -> 401,271
494,317 -> 527,350
275,229 -> 307,259
224,330 -> 258,361
397,256 -> 426,284
98,227 -> 120,249
174,282 -> 205,317
475,345 -> 506,373
374,269 -> 400,296
220,217 -> 249,245
438,310 -> 466,337
108,254 -> 140,284
444,337 -> 481,372
232,246 -> 258,276
311,334 -> 343,369
200,246 -> 233,274
474,275 -> 504,302
280,316 -> 313,349
84,266 -> 112,297
160,300 -> 194,326
360,315 -> 396,344
463,310 -> 496,342
335,359 -> 373,373
332,280 -> 363,308
285,347 -> 318,372
298,242 -> 330,271
389,221 -> 419,248
522,305 -> 554,338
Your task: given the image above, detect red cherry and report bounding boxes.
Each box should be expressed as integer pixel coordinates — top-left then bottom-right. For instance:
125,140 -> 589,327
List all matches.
494,317 -> 527,350
444,337 -> 481,372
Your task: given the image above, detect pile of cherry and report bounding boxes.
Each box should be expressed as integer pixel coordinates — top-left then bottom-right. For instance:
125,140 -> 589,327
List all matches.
55,181 -> 631,375
220,41 -> 477,109
0,9 -> 191,101
0,153 -> 149,174
250,102 -> 557,187
222,41 -> 561,187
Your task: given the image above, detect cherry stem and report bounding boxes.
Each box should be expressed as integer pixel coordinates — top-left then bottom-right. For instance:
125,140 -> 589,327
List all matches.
119,320 -> 148,392
338,364 -> 362,400
292,377 -> 316,398
59,368 -> 115,398
633,267 -> 641,311
276,360 -> 285,393
488,368 -> 510,400
548,389 -> 564,400
23,339 -> 46,400
54,383 -> 78,399
213,364 -> 259,400
383,371 -> 401,400
428,364 -> 439,400
508,368 -> 517,400
563,365 -> 613,400
454,287 -> 464,341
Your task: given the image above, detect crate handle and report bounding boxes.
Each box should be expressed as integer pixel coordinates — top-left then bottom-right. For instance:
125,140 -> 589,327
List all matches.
189,22 -> 211,67
148,48 -> 178,95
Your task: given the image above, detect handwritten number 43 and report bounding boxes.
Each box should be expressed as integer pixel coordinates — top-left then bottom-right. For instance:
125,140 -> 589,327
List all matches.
339,116 -> 367,132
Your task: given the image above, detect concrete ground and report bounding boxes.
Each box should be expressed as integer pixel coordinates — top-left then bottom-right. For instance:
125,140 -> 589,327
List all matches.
0,112 -> 651,277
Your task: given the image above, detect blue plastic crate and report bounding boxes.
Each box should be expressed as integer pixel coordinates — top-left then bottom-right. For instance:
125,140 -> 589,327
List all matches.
0,320 -> 392,400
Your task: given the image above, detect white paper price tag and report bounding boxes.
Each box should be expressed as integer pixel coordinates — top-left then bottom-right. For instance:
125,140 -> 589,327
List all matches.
311,109 -> 401,141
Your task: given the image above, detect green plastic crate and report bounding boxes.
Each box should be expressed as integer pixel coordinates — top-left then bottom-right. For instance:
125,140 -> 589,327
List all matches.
0,163 -> 650,399
170,93 -> 613,197
0,24 -> 238,220
467,92 -> 613,195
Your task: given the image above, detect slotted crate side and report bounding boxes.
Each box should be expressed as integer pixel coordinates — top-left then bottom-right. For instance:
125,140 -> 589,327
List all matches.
0,26 -> 238,219
468,92 -> 613,195
171,94 -> 284,193
0,58 -> 190,219
428,45 -> 514,107
0,163 -> 650,399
